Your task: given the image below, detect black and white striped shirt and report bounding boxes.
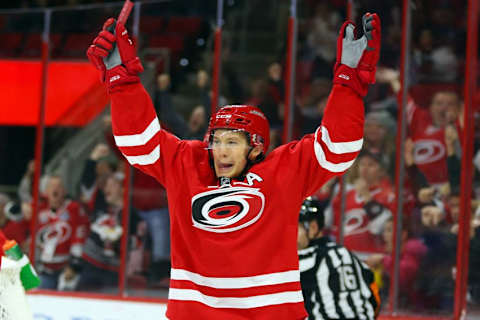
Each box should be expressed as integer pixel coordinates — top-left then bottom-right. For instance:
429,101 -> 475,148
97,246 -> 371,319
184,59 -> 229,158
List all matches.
298,237 -> 380,320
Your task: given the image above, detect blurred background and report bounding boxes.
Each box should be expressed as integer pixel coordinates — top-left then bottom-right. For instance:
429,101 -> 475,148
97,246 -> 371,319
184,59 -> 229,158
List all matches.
0,0 -> 479,319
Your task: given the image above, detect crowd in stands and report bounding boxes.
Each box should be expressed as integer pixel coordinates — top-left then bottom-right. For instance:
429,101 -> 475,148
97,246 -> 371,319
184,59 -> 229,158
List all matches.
1,0 -> 480,315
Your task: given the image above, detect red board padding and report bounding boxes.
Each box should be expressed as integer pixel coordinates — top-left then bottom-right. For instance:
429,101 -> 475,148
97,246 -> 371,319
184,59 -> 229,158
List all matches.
0,60 -> 109,126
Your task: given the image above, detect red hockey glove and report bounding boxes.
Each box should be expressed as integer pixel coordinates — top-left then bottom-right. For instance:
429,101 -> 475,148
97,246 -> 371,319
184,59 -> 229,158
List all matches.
333,13 -> 381,97
87,18 -> 143,92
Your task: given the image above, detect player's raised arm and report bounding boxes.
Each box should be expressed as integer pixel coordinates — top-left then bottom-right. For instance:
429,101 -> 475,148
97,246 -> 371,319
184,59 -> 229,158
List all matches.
87,19 -> 182,185
315,13 -> 381,174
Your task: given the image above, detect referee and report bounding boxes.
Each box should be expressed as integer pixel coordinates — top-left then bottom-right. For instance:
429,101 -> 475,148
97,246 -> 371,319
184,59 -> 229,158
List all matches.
298,197 -> 381,320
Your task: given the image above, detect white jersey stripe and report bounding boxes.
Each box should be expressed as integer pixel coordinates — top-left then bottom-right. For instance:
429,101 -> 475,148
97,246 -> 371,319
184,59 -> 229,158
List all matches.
124,145 -> 160,165
168,288 -> 304,309
313,138 -> 356,173
114,117 -> 160,147
171,268 -> 300,289
318,126 -> 363,154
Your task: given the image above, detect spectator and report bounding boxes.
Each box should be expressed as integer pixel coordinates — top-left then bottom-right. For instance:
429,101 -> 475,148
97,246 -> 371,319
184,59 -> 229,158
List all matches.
0,198 -> 31,253
298,78 -> 331,136
307,2 -> 340,80
363,111 -> 396,175
18,159 -> 35,203
80,143 -> 118,213
413,29 -> 434,81
376,67 -> 461,187
154,72 -> 209,140
326,150 -> 395,258
75,173 -> 146,292
247,78 -> 282,128
35,175 -> 89,290
468,217 -> 480,304
366,218 -> 427,308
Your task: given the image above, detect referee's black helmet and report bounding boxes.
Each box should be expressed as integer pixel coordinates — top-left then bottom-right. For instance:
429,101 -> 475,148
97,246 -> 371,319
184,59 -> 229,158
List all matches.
299,197 -> 325,230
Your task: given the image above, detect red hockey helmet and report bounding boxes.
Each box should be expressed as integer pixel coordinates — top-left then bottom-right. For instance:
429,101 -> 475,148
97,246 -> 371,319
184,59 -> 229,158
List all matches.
206,105 -> 270,154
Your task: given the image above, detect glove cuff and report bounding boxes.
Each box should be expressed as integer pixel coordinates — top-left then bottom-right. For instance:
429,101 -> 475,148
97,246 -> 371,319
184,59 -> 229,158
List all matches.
105,65 -> 141,93
333,64 -> 368,97
124,57 -> 144,74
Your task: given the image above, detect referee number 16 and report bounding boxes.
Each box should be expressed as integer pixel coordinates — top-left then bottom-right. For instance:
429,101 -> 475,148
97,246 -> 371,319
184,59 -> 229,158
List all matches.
338,265 -> 358,291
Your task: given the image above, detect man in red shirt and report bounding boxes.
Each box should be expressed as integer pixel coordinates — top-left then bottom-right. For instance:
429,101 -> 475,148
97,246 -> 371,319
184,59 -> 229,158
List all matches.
376,68 -> 462,187
87,12 -> 381,320
35,175 -> 89,289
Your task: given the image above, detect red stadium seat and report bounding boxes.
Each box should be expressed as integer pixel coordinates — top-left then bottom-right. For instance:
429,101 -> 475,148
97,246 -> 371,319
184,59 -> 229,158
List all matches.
140,16 -> 165,34
165,16 -> 202,35
148,34 -> 185,52
21,33 -> 62,57
0,33 -> 24,57
59,33 -> 96,58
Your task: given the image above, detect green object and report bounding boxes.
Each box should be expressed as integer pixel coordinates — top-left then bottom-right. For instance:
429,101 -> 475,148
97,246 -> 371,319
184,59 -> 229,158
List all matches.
4,243 -> 23,260
19,256 -> 41,290
4,243 -> 41,290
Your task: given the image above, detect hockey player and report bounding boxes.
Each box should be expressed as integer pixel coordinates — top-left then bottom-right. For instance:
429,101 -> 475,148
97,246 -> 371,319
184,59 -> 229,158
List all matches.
87,12 -> 381,320
298,197 -> 380,319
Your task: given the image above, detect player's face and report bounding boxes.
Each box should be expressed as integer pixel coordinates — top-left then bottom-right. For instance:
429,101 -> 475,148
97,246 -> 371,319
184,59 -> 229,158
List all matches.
211,129 -> 250,178
430,92 -> 459,127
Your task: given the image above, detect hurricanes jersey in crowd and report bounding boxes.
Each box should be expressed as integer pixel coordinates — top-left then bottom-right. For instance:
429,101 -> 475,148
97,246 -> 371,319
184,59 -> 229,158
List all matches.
109,82 -> 364,319
81,205 -> 141,271
327,179 -> 395,257
298,237 -> 380,320
406,96 -> 460,187
36,200 -> 89,273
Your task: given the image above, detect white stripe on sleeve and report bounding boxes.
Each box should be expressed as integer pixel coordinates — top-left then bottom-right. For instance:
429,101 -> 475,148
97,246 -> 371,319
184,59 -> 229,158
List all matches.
319,126 -> 363,154
124,145 -> 160,165
114,117 -> 160,147
314,130 -> 357,173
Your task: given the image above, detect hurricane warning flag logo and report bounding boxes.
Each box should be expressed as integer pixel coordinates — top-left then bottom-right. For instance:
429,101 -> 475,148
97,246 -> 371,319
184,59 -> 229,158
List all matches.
191,187 -> 265,233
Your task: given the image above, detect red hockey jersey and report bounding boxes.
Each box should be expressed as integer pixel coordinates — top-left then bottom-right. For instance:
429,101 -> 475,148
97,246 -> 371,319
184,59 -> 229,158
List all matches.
36,200 -> 89,272
328,179 -> 395,257
110,83 -> 364,320
406,97 -> 456,186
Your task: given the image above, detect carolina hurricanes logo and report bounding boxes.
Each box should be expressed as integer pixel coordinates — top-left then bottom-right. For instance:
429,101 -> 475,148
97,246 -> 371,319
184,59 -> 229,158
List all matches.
192,187 -> 265,233
413,139 -> 445,165
36,221 -> 72,247
344,208 -> 368,235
